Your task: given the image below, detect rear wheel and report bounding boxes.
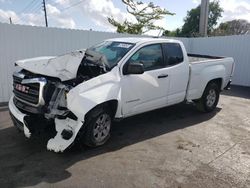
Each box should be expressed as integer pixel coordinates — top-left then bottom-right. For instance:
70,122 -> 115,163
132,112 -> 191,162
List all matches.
196,82 -> 220,112
82,106 -> 112,147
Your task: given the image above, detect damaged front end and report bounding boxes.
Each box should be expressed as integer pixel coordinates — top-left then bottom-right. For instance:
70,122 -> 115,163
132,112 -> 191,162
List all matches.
9,69 -> 86,152
9,49 -> 109,152
9,41 -> 129,152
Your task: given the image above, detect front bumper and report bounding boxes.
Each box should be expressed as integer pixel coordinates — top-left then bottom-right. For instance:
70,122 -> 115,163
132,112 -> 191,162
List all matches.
9,96 -> 31,138
9,111 -> 24,131
9,95 -> 83,153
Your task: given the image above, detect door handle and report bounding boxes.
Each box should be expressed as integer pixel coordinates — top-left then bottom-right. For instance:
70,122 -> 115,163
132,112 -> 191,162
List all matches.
158,74 -> 168,79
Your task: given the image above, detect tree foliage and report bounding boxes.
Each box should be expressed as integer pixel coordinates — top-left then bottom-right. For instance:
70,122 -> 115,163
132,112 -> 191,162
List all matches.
182,0 -> 222,37
164,1 -> 223,37
108,0 -> 174,34
212,19 -> 250,36
163,29 -> 181,37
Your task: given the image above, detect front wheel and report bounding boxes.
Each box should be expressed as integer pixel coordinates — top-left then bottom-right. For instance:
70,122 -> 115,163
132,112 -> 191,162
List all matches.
82,106 -> 112,147
196,82 -> 220,112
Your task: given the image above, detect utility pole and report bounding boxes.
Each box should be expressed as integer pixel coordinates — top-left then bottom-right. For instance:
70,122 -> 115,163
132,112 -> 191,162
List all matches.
9,17 -> 12,24
43,0 -> 48,27
199,0 -> 209,37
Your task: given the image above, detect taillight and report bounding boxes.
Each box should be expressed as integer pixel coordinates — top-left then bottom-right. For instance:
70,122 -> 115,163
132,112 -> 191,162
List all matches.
230,61 -> 235,76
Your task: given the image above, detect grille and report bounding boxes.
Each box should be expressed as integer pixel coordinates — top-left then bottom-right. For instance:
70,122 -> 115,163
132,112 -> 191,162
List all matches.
13,74 -> 40,105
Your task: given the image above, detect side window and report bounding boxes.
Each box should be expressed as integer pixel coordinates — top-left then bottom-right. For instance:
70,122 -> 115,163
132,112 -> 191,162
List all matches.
128,44 -> 165,71
163,43 -> 184,66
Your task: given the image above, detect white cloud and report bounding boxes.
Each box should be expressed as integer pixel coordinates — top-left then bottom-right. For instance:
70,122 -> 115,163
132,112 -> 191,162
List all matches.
0,9 -> 19,23
56,17 -> 76,28
77,0 -> 130,31
23,13 -> 44,26
55,0 -> 121,30
46,4 -> 76,28
192,0 -> 200,5
47,4 -> 60,15
53,0 -> 169,34
219,0 -> 250,22
1,0 -> 250,34
0,0 -> 172,35
189,0 -> 250,24
190,0 -> 250,23
55,0 -> 71,6
187,0 -> 250,26
0,3 -> 76,29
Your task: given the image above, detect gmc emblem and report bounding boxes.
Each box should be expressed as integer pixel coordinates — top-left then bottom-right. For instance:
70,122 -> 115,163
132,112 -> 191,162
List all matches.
15,84 -> 29,93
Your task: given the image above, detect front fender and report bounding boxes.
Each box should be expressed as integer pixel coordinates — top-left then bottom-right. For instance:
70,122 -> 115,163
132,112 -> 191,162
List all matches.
67,67 -> 121,121
47,68 -> 121,152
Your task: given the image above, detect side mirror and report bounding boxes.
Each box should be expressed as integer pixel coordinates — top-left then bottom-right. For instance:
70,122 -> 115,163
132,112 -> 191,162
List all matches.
123,63 -> 144,75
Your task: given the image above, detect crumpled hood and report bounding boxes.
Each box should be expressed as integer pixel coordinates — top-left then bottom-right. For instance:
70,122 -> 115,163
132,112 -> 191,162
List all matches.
15,51 -> 85,81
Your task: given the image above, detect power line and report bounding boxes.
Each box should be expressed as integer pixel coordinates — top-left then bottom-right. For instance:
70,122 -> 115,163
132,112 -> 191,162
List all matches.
15,3 -> 42,25
13,0 -> 83,26
30,4 -> 43,14
60,0 -> 85,12
17,0 -> 39,14
14,0 -> 41,24
34,7 -> 43,15
28,2 -> 42,13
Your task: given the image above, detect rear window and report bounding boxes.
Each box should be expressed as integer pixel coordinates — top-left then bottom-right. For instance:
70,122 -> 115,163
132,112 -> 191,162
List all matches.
163,43 -> 184,66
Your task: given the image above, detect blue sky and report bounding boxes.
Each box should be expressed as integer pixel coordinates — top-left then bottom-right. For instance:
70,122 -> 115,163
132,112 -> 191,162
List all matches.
0,0 -> 250,35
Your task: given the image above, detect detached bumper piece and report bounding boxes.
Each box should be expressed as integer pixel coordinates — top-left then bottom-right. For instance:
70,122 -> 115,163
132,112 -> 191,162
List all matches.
9,95 -> 83,152
61,129 -> 73,140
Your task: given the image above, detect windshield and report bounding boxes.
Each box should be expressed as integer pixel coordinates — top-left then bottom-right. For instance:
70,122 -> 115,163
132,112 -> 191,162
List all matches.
88,41 -> 135,68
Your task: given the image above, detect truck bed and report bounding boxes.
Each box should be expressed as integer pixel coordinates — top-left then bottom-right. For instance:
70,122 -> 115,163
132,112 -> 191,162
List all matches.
188,54 -> 224,64
186,54 -> 234,101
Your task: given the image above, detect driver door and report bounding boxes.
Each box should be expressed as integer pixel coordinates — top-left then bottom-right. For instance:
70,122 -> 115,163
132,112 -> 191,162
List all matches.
121,43 -> 170,116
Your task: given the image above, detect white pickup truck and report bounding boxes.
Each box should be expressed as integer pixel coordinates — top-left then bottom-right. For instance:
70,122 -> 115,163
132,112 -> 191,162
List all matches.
9,37 -> 235,152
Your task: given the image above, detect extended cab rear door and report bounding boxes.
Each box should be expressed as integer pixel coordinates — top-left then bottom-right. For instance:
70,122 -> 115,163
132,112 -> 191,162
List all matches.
162,43 -> 189,105
121,43 -> 170,116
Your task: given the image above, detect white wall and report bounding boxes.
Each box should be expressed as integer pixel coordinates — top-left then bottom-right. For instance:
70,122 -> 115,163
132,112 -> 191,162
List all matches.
0,23 -> 249,103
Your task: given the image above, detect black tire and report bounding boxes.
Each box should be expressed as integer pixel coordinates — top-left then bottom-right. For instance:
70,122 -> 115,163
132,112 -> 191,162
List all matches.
81,105 -> 112,147
196,82 -> 220,112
